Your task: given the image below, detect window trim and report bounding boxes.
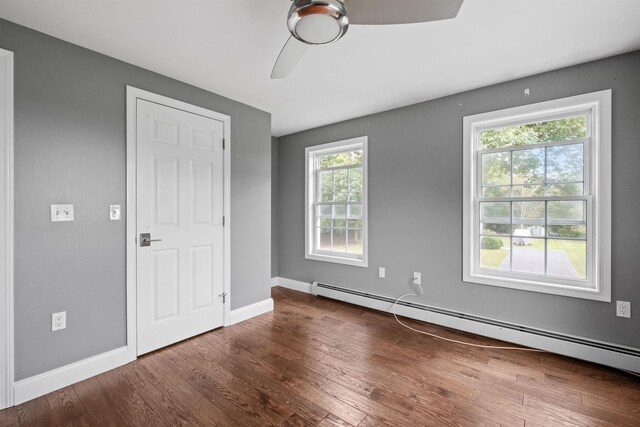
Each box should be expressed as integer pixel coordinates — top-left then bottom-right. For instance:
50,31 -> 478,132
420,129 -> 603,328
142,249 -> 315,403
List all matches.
463,90 -> 611,301
305,136 -> 368,267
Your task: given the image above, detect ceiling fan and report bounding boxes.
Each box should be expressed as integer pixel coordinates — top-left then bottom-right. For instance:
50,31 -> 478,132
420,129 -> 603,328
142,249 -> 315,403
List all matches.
271,0 -> 465,79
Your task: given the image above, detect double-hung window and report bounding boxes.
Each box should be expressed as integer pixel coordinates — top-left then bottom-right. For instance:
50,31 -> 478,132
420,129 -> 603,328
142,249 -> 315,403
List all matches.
463,91 -> 611,301
305,136 -> 368,267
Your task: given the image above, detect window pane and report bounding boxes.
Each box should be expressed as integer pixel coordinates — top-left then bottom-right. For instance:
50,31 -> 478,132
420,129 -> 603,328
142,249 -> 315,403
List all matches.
481,223 -> 510,235
347,219 -> 362,229
317,218 -> 331,228
333,204 -> 346,219
513,201 -> 544,224
348,204 -> 362,219
479,115 -> 587,149
511,238 -> 545,275
333,219 -> 346,228
480,202 -> 510,222
512,184 -> 544,198
547,239 -> 586,280
320,193 -> 333,202
482,185 -> 510,198
480,236 -> 510,270
347,229 -> 363,255
334,169 -> 348,193
512,225 -> 542,245
482,152 -> 510,186
317,205 -> 331,218
349,167 -> 363,191
546,183 -> 583,197
547,225 -> 586,239
547,143 -> 584,183
319,170 -> 333,194
349,191 -> 363,202
548,201 -> 585,223
332,228 -> 346,253
318,150 -> 363,168
317,228 -> 331,251
334,192 -> 348,202
513,148 -> 544,184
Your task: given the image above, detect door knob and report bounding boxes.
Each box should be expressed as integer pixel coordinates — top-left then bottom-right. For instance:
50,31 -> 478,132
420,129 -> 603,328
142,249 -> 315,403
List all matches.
140,233 -> 162,247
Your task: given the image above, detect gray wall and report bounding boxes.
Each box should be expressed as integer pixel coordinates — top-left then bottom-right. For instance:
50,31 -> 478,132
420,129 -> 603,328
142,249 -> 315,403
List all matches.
0,19 -> 271,380
278,50 -> 640,349
271,136 -> 278,278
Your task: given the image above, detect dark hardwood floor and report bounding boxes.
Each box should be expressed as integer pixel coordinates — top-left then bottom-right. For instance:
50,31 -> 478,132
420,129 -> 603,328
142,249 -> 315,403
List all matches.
2,286 -> 639,426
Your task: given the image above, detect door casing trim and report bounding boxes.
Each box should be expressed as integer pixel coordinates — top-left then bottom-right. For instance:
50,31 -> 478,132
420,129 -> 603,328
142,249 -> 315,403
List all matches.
0,48 -> 14,410
125,86 -> 232,357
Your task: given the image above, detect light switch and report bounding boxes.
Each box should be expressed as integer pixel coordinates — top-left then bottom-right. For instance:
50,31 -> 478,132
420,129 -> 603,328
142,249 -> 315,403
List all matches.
50,204 -> 74,222
110,205 -> 121,221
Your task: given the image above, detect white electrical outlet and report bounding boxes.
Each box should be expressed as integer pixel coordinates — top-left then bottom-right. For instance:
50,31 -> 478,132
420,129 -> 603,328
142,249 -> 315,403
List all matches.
50,204 -> 74,222
378,267 -> 386,279
616,301 -> 631,318
413,272 -> 422,286
110,204 -> 121,221
52,311 -> 66,331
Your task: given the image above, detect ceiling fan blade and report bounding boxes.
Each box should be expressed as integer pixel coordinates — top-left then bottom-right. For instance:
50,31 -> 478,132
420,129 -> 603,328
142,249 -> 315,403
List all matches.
346,0 -> 464,25
271,36 -> 310,79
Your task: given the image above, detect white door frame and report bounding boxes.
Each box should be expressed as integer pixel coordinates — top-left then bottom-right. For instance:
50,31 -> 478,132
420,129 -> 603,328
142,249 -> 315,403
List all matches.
125,86 -> 231,356
0,48 -> 15,410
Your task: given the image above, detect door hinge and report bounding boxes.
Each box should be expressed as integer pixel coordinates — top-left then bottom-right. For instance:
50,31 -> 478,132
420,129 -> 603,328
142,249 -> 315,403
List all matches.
219,292 -> 227,304
222,216 -> 226,226
223,138 -> 226,150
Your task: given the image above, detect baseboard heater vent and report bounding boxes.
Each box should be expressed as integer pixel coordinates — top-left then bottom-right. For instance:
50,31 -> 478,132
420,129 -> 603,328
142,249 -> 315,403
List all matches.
312,282 -> 640,359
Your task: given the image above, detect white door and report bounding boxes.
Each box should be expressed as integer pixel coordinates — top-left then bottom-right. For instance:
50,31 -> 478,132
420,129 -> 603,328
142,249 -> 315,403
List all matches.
136,99 -> 224,355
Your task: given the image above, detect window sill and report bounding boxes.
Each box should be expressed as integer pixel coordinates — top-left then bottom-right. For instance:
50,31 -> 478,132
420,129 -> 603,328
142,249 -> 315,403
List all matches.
463,270 -> 610,302
306,253 -> 368,268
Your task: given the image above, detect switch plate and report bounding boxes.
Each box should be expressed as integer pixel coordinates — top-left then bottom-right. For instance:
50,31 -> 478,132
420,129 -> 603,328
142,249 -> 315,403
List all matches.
50,204 -> 74,222
110,205 -> 121,221
413,272 -> 422,286
378,267 -> 385,279
616,301 -> 631,318
52,311 -> 66,331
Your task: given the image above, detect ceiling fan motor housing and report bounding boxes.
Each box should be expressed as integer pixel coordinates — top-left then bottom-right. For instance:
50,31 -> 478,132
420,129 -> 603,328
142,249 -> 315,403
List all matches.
288,0 -> 349,45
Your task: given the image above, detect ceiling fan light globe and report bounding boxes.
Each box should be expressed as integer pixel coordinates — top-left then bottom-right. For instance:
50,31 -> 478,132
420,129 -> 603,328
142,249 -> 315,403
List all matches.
288,0 -> 349,45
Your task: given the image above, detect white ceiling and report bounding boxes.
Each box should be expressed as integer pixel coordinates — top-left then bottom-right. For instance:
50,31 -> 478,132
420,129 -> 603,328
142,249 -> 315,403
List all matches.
1,0 -> 639,136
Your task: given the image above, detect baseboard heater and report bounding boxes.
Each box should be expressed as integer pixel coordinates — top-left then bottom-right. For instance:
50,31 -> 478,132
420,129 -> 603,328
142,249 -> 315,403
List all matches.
311,281 -> 640,369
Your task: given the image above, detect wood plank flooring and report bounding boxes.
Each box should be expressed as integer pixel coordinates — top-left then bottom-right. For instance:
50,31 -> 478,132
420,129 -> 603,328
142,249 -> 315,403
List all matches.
1,286 -> 639,426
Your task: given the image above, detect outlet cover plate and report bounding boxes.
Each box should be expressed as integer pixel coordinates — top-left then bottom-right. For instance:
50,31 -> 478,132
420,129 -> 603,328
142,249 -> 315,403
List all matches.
616,301 -> 631,318
52,311 -> 66,331
110,204 -> 121,221
50,204 -> 74,222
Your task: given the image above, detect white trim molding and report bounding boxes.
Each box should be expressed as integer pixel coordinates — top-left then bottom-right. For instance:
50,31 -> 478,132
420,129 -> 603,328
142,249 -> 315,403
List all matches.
462,90 -> 611,301
272,277 -> 313,293
0,48 -> 14,410
227,298 -> 274,326
126,86 -> 231,356
277,277 -> 639,373
13,346 -> 132,405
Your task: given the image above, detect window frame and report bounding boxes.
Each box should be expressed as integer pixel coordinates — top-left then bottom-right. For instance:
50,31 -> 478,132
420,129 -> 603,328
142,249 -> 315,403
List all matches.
305,136 -> 368,267
463,90 -> 611,301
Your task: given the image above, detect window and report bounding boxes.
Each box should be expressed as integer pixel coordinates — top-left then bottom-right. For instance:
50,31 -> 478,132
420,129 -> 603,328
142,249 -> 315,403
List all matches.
463,91 -> 611,301
305,136 -> 368,267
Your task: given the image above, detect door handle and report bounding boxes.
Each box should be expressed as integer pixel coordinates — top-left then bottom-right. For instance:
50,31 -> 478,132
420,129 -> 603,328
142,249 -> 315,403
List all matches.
140,233 -> 162,247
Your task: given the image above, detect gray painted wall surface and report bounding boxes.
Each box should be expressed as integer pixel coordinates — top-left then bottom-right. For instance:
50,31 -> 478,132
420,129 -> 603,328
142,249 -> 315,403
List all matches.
278,50 -> 640,349
271,136 -> 278,278
0,19 -> 271,380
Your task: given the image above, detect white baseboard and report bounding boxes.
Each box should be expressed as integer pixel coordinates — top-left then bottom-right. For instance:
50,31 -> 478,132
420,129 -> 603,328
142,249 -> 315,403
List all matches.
271,277 -> 312,293
13,346 -> 135,405
276,277 -> 640,373
227,298 -> 274,326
